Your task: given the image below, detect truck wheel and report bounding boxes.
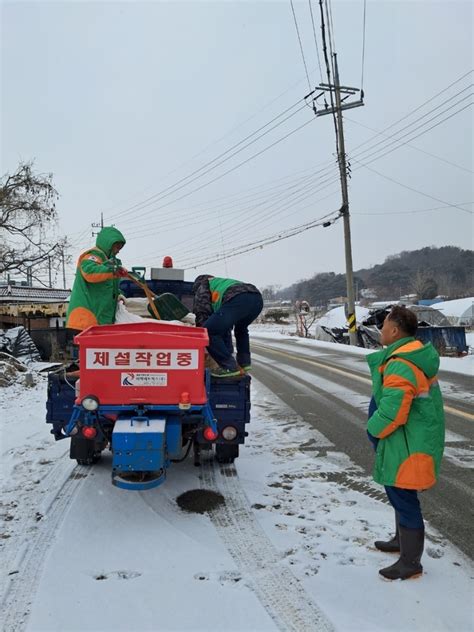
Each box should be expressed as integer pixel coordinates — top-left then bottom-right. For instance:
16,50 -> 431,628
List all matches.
76,453 -> 101,466
216,444 -> 239,464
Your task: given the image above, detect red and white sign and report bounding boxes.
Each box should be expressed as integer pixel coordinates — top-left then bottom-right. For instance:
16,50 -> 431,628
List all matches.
86,348 -> 198,370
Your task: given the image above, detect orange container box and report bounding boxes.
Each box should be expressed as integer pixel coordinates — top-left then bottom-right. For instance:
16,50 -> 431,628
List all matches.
75,322 -> 209,406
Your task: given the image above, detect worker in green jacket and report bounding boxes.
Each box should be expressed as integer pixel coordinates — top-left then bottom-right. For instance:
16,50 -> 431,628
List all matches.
366,305 -> 445,580
192,275 -> 263,377
66,226 -> 127,331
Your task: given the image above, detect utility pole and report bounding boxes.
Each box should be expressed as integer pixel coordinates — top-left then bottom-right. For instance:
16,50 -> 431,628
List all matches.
48,256 -> 52,288
307,5 -> 364,346
61,247 -> 67,289
310,75 -> 362,345
333,53 -> 357,346
91,212 -> 105,237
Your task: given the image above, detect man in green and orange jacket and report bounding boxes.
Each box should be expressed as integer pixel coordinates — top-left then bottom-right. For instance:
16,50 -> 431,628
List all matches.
66,226 -> 127,331
366,305 -> 445,580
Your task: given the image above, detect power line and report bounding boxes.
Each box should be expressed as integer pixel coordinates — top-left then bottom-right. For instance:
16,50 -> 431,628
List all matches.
125,88 -> 472,253
137,176 -> 342,266
107,101 -> 307,222
308,0 -> 324,84
110,72 -> 472,229
350,100 -> 473,170
348,85 -> 472,163
290,0 -> 312,91
353,203 -> 473,215
352,158 -> 472,214
132,94 -> 472,261
108,116 -> 316,226
353,70 -> 473,153
345,111 -> 473,174
180,210 -> 342,270
175,94 -> 472,268
140,170 -> 341,262
360,0 -> 367,93
119,161 -> 339,240
100,71 -> 322,217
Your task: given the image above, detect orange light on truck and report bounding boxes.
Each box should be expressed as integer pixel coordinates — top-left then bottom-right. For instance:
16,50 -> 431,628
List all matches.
179,392 -> 191,410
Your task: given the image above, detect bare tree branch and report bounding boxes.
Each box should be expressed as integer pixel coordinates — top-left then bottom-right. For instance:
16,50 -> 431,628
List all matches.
0,161 -> 63,282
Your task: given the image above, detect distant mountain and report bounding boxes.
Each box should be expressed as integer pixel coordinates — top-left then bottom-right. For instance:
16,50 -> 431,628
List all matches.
278,246 -> 473,304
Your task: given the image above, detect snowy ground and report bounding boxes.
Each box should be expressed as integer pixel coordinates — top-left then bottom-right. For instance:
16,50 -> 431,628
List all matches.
251,324 -> 474,376
1,370 -> 473,631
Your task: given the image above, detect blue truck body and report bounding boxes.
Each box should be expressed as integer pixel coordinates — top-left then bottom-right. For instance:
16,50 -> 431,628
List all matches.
45,275 -> 251,490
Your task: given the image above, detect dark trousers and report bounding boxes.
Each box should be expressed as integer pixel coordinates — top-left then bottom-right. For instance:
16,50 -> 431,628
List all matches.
203,292 -> 263,370
367,422 -> 424,530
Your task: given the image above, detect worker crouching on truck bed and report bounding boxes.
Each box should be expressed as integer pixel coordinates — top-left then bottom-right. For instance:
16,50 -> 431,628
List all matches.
192,275 -> 263,378
66,226 -> 128,331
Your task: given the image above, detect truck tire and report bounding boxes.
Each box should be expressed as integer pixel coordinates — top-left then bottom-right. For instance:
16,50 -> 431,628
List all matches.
216,444 -> 239,464
76,453 -> 101,466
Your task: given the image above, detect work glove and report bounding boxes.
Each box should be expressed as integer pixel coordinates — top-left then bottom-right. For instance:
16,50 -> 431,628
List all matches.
114,266 -> 129,278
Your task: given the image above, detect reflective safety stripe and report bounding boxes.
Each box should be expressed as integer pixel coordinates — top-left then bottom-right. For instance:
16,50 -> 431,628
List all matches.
347,313 -> 356,333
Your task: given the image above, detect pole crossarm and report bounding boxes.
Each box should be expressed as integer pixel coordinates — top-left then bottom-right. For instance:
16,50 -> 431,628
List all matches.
315,99 -> 364,117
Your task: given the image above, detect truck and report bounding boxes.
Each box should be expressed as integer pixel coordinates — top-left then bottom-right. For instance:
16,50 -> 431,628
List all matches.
45,272 -> 251,490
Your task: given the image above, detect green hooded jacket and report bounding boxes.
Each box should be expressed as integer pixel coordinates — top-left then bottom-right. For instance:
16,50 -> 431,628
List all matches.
66,226 -> 126,330
366,337 -> 445,490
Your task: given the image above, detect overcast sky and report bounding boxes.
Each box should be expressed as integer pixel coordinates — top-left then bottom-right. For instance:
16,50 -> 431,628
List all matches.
1,0 -> 473,290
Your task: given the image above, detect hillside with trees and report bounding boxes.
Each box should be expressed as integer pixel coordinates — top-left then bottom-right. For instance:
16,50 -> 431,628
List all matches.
277,246 -> 473,305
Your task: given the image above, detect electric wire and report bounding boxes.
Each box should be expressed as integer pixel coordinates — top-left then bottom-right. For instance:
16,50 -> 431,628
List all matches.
66,73 -> 474,272
106,101 -> 307,222
127,97 -> 471,264
118,161 -> 340,239
345,112 -> 473,174
352,158 -> 473,215
319,0 -> 340,160
111,72 -> 472,231
308,0 -> 324,84
138,169 -> 341,262
103,86 -> 473,266
166,102 -> 472,266
137,174 -> 342,266
349,100 -> 473,171
101,73 -> 320,216
352,203 -> 473,216
347,86 -> 473,164
360,0 -> 367,92
351,70 -> 473,154
179,209 -> 342,269
172,171 -> 341,260
124,81 -> 472,237
290,0 -> 312,91
107,116 -> 316,227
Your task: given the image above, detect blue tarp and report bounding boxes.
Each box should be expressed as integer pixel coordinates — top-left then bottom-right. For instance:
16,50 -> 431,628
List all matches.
416,326 -> 468,356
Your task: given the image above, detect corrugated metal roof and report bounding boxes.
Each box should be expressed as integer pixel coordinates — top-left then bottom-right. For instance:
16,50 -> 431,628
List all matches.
0,285 -> 70,303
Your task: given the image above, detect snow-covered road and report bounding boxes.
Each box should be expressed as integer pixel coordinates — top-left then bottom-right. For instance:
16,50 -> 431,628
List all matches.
1,367 -> 473,631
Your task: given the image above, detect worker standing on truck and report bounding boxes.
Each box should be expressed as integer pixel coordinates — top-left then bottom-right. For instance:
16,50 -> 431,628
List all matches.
66,226 -> 128,331
192,275 -> 263,378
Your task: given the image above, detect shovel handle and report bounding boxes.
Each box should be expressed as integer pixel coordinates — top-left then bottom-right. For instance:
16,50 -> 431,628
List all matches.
124,272 -> 161,320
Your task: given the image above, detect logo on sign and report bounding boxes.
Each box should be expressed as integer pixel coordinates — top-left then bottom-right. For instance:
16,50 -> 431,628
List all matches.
121,372 -> 168,387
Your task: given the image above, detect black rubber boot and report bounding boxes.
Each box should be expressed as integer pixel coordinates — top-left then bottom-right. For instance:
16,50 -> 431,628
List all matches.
374,513 -> 400,553
379,526 -> 424,580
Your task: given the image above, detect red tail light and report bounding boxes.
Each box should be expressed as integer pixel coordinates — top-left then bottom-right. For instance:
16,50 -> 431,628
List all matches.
203,427 -> 218,441
82,426 -> 97,439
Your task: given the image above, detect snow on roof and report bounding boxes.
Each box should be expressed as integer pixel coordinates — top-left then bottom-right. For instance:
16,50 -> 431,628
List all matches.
316,305 -> 371,329
434,297 -> 473,318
